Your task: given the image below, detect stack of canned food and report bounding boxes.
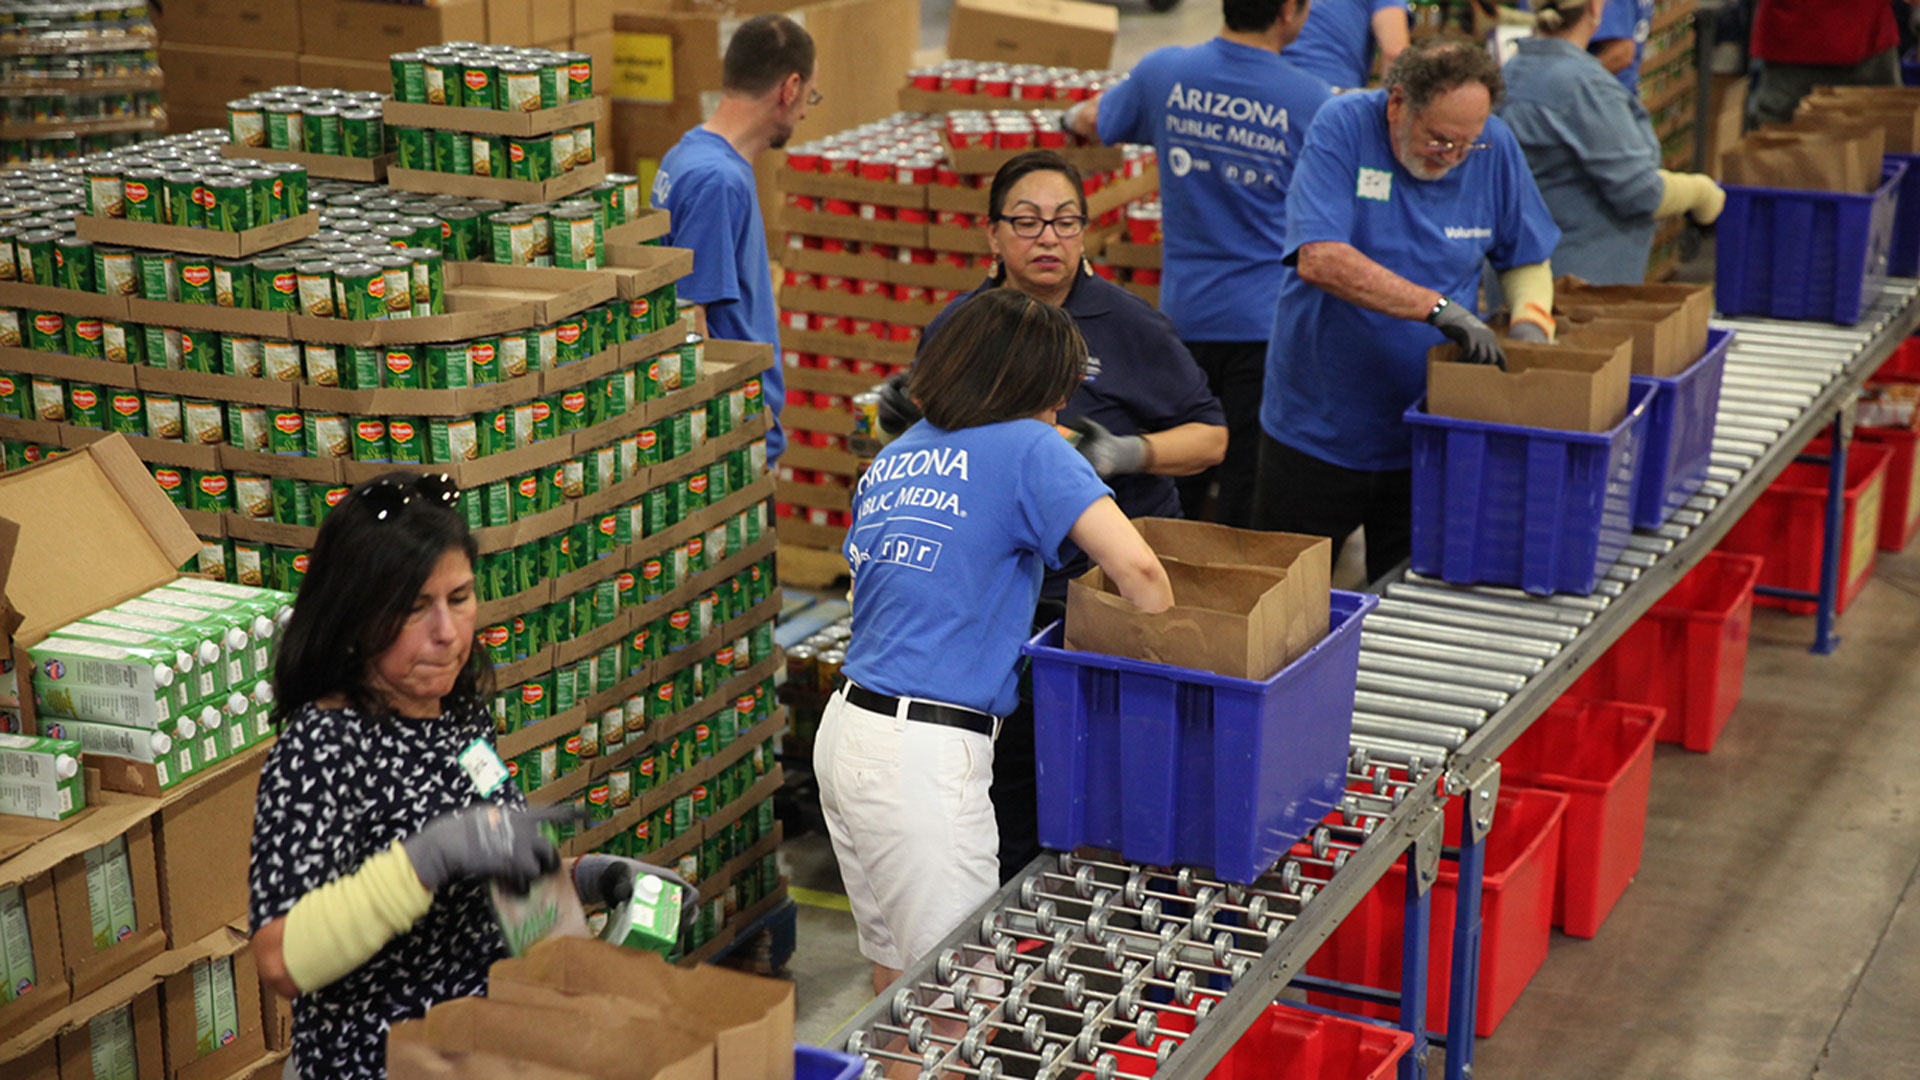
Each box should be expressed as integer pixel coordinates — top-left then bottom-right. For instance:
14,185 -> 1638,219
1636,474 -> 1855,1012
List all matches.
309,173 -> 644,267
904,57 -> 1123,103
63,133 -> 311,230
226,88 -> 387,160
0,0 -> 161,163
389,43 -> 594,111
389,117 -> 598,185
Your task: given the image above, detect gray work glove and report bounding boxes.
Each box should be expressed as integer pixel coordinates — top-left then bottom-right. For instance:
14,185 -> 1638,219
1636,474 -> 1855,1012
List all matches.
1430,298 -> 1508,369
1507,320 -> 1551,344
575,854 -> 700,931
877,371 -> 921,436
1065,416 -> 1150,478
403,803 -> 574,895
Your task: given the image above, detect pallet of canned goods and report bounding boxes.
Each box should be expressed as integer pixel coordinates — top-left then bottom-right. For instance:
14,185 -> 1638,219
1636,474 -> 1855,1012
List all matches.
64,136 -> 318,257
224,86 -> 393,182
384,120 -> 606,205
387,44 -> 594,121
0,0 -> 162,164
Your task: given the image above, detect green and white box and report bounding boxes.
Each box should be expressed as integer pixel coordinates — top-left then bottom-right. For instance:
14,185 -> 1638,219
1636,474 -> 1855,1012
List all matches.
0,731 -> 85,819
29,637 -> 183,728
1,884 -> 37,1003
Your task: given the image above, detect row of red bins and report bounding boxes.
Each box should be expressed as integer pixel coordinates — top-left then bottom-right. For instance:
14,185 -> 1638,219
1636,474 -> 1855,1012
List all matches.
1078,998 -> 1416,1079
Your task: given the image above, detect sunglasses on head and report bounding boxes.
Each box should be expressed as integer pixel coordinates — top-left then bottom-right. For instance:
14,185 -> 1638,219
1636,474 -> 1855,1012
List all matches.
354,473 -> 462,522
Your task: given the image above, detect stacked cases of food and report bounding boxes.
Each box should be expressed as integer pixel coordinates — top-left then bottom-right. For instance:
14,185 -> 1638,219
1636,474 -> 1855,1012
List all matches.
1644,0 -> 1699,281
0,126 -> 784,962
770,63 -> 1157,583
0,0 -> 164,165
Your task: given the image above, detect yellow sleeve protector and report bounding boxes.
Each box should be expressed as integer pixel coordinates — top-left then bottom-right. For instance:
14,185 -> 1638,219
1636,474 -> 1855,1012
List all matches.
1500,261 -> 1556,341
280,841 -> 434,993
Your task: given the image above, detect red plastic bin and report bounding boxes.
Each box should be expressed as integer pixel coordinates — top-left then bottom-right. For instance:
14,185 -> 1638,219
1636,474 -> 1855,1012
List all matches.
1569,552 -> 1763,753
1718,442 -> 1892,616
1857,424 -> 1920,552
1873,335 -> 1920,382
1499,699 -> 1662,938
1081,1000 -> 1415,1080
1307,787 -> 1569,1038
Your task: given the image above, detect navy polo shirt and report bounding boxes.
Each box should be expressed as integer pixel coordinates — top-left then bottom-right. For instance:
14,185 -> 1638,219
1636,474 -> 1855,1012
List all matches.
920,272 -> 1225,597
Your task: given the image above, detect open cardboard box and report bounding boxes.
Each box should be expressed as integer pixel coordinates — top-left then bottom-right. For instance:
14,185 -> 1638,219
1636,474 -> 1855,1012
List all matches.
73,213 -> 321,258
159,936 -> 265,1080
218,143 -> 392,184
0,856 -> 70,1036
51,812 -> 167,1000
1130,519 -> 1330,667
56,982 -> 166,1080
1426,330 -> 1631,433
488,937 -> 792,1080
1066,556 -> 1294,681
947,0 -> 1116,70
388,993 -> 712,1080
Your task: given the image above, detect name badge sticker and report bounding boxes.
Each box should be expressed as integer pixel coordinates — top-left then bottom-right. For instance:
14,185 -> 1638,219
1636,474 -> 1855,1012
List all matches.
459,738 -> 510,798
1357,167 -> 1392,202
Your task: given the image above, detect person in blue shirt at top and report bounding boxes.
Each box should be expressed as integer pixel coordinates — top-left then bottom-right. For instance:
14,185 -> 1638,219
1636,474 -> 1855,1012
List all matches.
1062,0 -> 1330,529
1499,0 -> 1725,285
820,289 -> 1172,1059
1285,0 -> 1409,89
1254,41 -> 1561,584
1589,0 -> 1653,94
878,151 -> 1224,883
651,13 -> 817,462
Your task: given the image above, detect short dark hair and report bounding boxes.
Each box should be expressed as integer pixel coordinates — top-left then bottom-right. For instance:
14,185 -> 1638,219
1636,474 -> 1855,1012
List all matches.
1384,39 -> 1505,111
272,472 -> 489,723
723,14 -> 815,96
1223,0 -> 1299,33
912,290 -> 1087,431
988,151 -> 1088,223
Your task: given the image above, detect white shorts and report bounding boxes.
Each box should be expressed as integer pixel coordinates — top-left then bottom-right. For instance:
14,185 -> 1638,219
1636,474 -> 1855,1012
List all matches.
815,685 -> 999,972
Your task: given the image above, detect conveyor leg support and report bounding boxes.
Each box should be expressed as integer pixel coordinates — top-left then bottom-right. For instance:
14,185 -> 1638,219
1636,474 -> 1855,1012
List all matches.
1813,414 -> 1849,655
1399,843 -> 1433,1080
1444,763 -> 1498,1080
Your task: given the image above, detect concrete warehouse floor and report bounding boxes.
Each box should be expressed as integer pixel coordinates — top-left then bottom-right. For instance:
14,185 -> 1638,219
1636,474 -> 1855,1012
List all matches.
770,3 -> 1920,1075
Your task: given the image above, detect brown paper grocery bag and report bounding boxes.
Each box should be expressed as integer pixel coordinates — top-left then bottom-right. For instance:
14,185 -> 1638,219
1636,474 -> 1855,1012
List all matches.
1066,556 -> 1292,680
1556,278 -> 1713,364
1554,302 -> 1690,377
1723,130 -> 1882,192
1427,333 -> 1632,433
387,995 -> 712,1080
1131,518 -> 1331,664
386,1043 -> 594,1080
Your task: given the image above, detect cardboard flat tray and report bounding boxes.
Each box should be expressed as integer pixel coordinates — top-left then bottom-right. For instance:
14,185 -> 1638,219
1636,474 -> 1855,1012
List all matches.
386,159 -> 606,204
74,212 -> 320,257
605,207 -> 669,247
382,95 -> 604,138
219,143 -> 394,183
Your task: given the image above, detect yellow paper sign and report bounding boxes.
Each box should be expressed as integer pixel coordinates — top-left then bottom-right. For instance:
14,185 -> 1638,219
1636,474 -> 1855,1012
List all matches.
613,32 -> 675,103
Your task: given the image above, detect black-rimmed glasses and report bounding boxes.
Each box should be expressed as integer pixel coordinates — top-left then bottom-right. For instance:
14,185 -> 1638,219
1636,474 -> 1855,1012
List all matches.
996,214 -> 1088,239
354,473 -> 461,522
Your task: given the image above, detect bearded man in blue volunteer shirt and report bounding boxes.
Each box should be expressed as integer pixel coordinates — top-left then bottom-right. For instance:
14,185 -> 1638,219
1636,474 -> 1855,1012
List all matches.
1253,41 -> 1560,584
1065,0 -> 1328,529
653,13 -> 817,462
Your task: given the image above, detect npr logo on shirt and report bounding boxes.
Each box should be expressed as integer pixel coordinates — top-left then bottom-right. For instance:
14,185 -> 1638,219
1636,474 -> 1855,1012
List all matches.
872,534 -> 943,572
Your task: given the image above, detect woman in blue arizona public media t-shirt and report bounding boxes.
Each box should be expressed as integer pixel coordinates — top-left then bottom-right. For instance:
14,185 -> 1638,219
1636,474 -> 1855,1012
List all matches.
816,290 -> 1172,1054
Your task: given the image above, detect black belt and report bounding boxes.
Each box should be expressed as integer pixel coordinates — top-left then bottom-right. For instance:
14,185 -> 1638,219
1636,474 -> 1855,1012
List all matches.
845,682 -> 997,737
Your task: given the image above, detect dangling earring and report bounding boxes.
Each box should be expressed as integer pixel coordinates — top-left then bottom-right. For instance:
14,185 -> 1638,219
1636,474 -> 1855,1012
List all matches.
988,257 -> 1003,281
1081,257 -> 1095,277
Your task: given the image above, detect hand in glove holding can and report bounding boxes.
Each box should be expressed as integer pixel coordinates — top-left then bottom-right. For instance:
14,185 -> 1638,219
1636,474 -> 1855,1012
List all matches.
1063,416 -> 1151,478
876,371 -> 922,436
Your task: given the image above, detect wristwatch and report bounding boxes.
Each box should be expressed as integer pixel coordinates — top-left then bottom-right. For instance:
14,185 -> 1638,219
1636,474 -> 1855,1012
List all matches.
1425,295 -> 1451,324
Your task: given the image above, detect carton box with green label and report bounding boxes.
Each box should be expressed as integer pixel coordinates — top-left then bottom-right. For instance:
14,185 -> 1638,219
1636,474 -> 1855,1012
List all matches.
0,731 -> 85,820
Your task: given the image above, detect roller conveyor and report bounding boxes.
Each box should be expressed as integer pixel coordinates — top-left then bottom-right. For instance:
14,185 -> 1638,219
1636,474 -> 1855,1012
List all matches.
833,282 -> 1920,1079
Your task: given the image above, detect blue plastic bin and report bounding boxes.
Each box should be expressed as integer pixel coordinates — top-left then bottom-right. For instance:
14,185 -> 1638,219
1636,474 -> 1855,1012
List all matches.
1630,327 -> 1734,529
1406,381 -> 1654,596
1903,49 -> 1920,86
1885,154 -> 1920,277
1715,161 -> 1905,325
798,1045 -> 863,1080
1022,590 -> 1376,885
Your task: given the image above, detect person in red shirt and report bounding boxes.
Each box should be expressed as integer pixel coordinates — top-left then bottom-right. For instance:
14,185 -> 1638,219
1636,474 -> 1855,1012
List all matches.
1749,0 -> 1900,125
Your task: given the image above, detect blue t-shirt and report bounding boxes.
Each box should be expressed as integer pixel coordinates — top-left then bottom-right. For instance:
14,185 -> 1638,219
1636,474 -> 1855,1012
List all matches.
1592,0 -> 1654,96
1286,0 -> 1409,90
920,274 -> 1225,598
1262,90 -> 1560,472
1095,39 -> 1331,343
653,127 -> 786,460
841,419 -> 1111,716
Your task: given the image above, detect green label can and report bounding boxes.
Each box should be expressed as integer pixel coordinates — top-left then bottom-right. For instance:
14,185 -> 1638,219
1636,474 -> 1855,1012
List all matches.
508,135 -> 554,182
392,52 -> 428,103
478,622 -> 512,667
386,417 -> 423,464
512,472 -> 542,519
104,390 -> 145,434
465,337 -> 499,385
395,125 -> 428,170
428,415 -> 477,465
65,317 -> 104,359
175,256 -> 215,305
564,52 -> 593,100
341,109 -> 382,160
552,207 -> 597,270
409,248 -> 444,316
462,59 -> 498,109
203,175 -> 251,232
429,56 -> 463,106
163,174 -> 200,228
122,171 -> 161,222
303,343 -> 340,388
423,344 -> 466,390
212,258 -> 252,309
351,417 -> 388,462
188,470 -> 233,513
378,258 -> 413,320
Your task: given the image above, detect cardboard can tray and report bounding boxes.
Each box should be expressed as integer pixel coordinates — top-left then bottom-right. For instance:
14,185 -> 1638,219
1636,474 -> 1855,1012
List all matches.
605,207 -> 670,247
382,95 -> 604,139
386,159 -> 607,205
74,211 -> 321,257
288,261 -> 619,346
219,142 -> 394,183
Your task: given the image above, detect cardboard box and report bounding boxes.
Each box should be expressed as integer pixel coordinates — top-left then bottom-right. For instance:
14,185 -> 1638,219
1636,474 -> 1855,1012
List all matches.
289,262 -> 619,348
573,31 -> 616,94
382,97 -> 605,140
295,54 -> 394,96
12,1038 -> 58,1080
1131,519 -> 1331,667
388,993 -> 712,1080
489,937 -> 792,1080
56,984 -> 166,1080
50,814 -> 166,999
387,161 -> 609,205
1067,557 -> 1296,681
0,868 -> 68,1036
153,755 -> 263,946
387,1042 -> 594,1080
574,0 -> 615,36
260,968 -> 291,1052
160,938 -> 265,1080
219,144 -> 391,183
947,0 -> 1117,71
487,0 -> 534,45
154,0 -> 300,51
1426,334 -> 1632,433
157,45 -> 295,110
74,213 -> 321,259
299,0 -> 490,64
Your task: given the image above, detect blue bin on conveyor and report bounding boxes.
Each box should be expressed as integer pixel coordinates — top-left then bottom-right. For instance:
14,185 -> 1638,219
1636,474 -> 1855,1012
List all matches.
1022,590 -> 1375,885
1406,382 -> 1655,596
1715,161 -> 1905,325
1631,327 -> 1735,529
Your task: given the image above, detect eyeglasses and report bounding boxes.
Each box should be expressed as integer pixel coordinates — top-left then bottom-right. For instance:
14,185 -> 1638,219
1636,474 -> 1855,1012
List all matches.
996,214 -> 1088,239
1421,136 -> 1491,157
807,86 -> 823,107
354,473 -> 461,522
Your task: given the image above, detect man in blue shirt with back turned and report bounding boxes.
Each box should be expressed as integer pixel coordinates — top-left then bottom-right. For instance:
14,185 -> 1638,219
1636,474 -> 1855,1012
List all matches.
1066,0 -> 1328,528
1287,0 -> 1410,90
653,13 -> 817,462
1254,41 -> 1560,584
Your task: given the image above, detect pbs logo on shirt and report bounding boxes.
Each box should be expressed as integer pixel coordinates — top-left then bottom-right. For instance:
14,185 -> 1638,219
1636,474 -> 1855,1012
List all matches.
1169,146 -> 1193,178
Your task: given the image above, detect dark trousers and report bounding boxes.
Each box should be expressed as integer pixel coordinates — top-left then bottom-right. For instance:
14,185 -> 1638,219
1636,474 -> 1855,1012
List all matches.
1175,340 -> 1266,528
1252,431 -> 1413,585
990,599 -> 1065,884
